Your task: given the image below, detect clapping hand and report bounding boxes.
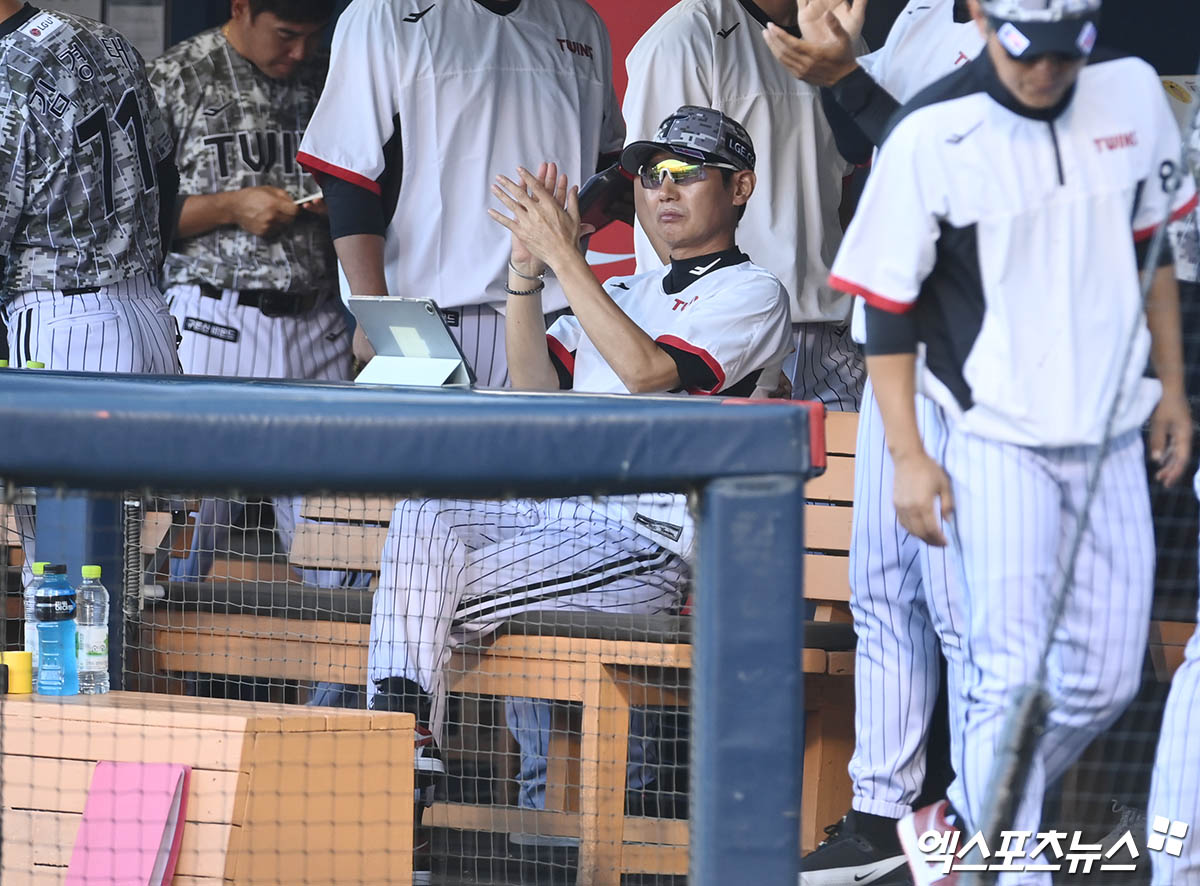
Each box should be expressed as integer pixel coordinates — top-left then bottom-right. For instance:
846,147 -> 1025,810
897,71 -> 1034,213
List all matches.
763,0 -> 868,87
488,163 -> 596,274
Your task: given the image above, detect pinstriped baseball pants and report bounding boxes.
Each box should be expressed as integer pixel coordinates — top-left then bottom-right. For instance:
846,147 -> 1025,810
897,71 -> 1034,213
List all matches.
1147,467 -> 1200,885
937,428 -> 1153,884
5,275 -> 182,592
786,321 -> 865,412
848,379 -> 964,820
164,283 -> 355,586
368,497 -> 688,746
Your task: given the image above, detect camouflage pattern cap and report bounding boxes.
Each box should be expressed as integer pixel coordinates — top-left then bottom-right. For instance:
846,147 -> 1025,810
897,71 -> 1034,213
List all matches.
620,105 -> 756,176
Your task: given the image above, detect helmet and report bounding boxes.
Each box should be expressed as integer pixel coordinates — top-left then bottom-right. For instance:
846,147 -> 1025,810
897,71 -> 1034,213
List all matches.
981,0 -> 1101,59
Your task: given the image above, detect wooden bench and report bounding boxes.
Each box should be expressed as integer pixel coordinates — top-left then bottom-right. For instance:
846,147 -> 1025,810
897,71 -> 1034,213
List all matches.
0,692 -> 415,886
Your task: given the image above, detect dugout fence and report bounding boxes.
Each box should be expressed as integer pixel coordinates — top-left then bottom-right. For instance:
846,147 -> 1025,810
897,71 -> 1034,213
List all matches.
0,370 -> 819,885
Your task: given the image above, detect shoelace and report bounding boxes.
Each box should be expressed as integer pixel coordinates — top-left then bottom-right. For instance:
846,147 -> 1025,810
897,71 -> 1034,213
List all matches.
817,816 -> 848,847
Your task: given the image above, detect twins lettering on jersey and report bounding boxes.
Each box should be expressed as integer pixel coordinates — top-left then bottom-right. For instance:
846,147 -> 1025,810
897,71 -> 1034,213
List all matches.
556,38 -> 594,59
1095,132 -> 1138,153
201,130 -> 304,178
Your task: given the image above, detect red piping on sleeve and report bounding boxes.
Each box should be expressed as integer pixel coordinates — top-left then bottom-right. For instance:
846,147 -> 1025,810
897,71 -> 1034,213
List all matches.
828,274 -> 915,314
296,151 -> 382,196
1134,192 -> 1199,242
546,334 -> 575,378
655,334 -> 726,394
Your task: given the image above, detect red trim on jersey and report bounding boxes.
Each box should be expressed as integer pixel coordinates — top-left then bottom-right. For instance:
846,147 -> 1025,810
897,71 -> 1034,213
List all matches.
828,274 -> 914,314
655,334 -> 726,394
296,152 -> 382,196
723,399 -> 828,474
547,334 -> 575,377
1134,192 -> 1199,242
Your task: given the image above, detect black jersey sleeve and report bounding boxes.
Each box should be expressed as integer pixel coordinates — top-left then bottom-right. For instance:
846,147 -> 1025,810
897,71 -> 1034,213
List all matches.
825,66 -> 903,157
321,173 -> 387,240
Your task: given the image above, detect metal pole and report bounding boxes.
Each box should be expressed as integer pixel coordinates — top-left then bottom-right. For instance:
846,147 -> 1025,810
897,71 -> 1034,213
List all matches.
692,474 -> 807,885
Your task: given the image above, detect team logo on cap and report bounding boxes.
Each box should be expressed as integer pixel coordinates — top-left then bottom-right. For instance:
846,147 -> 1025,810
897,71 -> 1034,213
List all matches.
1076,20 -> 1097,54
996,22 -> 1032,56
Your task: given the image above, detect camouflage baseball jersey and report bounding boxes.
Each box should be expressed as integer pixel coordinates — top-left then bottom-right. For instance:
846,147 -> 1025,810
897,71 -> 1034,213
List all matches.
148,29 -> 335,295
0,6 -> 172,301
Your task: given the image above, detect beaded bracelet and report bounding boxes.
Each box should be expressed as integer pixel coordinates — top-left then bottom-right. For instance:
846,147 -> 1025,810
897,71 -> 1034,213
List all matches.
508,259 -> 546,281
504,282 -> 545,296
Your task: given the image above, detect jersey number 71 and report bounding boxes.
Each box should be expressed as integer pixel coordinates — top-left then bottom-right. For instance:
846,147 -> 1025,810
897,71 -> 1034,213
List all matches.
74,86 -> 156,217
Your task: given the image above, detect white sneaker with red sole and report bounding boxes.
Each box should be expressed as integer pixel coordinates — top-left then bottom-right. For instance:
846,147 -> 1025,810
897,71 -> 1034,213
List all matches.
896,800 -> 961,886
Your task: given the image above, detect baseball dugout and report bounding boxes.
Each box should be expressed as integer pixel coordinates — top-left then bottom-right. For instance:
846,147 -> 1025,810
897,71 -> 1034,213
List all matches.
0,370 -> 822,886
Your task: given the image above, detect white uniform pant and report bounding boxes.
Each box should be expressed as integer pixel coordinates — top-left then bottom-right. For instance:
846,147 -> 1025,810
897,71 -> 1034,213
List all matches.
786,321 -> 865,412
166,283 -> 350,380
4,276 -> 181,589
165,283 -> 355,585
848,379 -> 963,820
1147,468 -> 1200,885
369,497 -> 688,744
937,427 -> 1153,884
439,303 -> 567,389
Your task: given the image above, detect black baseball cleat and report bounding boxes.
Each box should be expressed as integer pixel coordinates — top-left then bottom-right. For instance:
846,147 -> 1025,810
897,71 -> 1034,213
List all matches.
369,676 -> 446,778
800,810 -> 912,885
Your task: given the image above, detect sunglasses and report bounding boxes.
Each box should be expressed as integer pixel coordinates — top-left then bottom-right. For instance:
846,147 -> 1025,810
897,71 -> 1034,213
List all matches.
639,158 -> 739,189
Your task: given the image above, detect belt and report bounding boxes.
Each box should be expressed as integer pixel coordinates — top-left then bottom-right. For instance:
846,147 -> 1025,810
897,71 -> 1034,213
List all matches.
198,283 -> 321,317
62,286 -> 101,296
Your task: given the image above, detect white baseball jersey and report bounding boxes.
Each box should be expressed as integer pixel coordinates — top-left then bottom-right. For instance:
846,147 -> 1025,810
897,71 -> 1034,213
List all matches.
831,52 -> 1198,447
546,256 -> 792,396
297,0 -> 624,313
623,0 -> 853,325
858,0 -> 982,108
848,0 -> 983,345
548,252 -> 792,559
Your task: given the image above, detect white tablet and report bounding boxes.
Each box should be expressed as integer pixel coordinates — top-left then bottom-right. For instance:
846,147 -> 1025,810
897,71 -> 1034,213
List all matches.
348,296 -> 475,387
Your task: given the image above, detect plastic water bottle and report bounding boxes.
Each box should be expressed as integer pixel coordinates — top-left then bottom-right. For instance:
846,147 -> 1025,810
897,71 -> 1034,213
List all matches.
24,561 -> 49,685
76,565 -> 110,694
35,564 -> 79,696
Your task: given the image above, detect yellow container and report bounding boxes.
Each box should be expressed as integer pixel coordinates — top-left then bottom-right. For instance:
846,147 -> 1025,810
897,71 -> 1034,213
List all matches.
1,651 -> 33,693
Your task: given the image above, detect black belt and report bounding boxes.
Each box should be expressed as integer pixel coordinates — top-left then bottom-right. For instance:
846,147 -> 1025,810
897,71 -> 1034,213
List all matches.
62,286 -> 101,296
198,283 -> 321,317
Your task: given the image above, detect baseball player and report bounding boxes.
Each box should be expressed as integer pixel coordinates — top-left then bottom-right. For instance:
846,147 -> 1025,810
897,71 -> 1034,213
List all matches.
1145,126 -> 1200,886
297,0 -> 624,388
367,107 -> 791,838
768,3 -> 984,883
829,1 -> 1196,883
147,0 -> 355,584
0,3 -> 181,589
624,0 -> 863,410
